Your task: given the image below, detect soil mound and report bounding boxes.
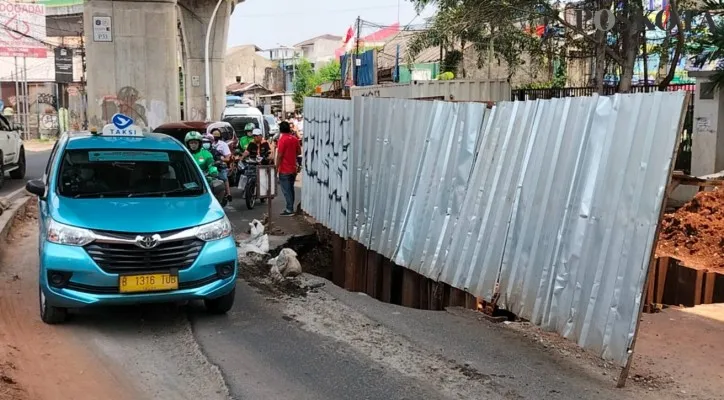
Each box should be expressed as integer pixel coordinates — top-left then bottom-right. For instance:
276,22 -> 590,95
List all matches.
657,188 -> 724,271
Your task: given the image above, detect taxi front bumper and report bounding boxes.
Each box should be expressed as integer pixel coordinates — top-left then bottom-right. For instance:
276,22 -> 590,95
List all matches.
39,236 -> 238,308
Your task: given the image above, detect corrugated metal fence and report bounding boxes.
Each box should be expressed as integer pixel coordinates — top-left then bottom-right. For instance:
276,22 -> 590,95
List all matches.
302,92 -> 687,366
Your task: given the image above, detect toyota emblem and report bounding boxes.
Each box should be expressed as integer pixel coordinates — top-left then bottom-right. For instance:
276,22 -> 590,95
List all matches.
135,234 -> 161,249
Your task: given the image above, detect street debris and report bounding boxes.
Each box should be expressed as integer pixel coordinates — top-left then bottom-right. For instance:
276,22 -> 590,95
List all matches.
0,198 -> 9,216
267,248 -> 302,281
657,188 -> 724,271
237,219 -> 269,255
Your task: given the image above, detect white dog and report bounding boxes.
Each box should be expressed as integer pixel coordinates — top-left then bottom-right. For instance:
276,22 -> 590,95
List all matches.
267,248 -> 302,280
237,219 -> 269,255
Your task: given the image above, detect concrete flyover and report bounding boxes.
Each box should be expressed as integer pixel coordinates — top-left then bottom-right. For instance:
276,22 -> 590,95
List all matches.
84,0 -> 243,129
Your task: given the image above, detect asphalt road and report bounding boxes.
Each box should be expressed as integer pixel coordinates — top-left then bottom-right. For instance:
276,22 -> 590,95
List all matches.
0,149 -> 50,198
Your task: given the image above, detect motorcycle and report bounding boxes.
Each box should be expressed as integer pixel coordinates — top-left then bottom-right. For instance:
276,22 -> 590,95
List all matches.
240,156 -> 263,210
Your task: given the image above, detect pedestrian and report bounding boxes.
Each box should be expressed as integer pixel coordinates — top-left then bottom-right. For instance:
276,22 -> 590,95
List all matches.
275,121 -> 301,216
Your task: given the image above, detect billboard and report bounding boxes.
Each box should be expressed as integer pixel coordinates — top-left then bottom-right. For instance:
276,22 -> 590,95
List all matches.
0,2 -> 47,58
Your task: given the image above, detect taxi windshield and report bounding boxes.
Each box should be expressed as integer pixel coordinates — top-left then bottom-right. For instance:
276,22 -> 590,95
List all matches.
57,149 -> 206,199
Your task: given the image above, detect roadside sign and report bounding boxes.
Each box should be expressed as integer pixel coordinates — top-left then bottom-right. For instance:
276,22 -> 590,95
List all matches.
54,47 -> 73,83
92,16 -> 112,42
0,2 -> 48,58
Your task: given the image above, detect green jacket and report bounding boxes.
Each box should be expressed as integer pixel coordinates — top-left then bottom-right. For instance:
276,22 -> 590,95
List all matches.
192,149 -> 218,177
239,135 -> 253,152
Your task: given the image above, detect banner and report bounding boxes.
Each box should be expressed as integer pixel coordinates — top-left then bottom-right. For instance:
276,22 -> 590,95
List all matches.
0,2 -> 47,58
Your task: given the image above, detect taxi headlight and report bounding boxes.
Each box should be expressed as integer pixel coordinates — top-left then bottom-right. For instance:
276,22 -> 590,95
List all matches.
47,220 -> 95,246
195,216 -> 232,242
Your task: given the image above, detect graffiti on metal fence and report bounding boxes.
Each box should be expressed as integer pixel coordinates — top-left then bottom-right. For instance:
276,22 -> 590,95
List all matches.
302,108 -> 352,222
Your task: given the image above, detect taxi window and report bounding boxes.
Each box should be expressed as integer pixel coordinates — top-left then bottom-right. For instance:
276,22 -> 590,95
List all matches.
56,149 -> 206,198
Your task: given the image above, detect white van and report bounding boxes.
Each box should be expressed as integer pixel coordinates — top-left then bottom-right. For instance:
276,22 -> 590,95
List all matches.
221,104 -> 267,138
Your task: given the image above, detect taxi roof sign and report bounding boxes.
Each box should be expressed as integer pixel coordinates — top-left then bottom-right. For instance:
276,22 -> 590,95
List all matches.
100,113 -> 144,137
101,123 -> 144,137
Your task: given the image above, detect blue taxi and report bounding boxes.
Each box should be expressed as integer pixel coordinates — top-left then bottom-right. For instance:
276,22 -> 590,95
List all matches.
26,114 -> 237,324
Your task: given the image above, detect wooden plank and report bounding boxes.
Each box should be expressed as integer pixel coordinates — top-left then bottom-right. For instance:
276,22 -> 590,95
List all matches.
644,260 -> 656,312
331,235 -> 345,287
449,287 -> 467,307
380,260 -> 393,303
344,239 -> 357,291
714,273 -> 724,303
419,278 -> 430,310
655,257 -> 669,304
365,251 -> 382,299
465,293 -> 478,310
703,272 -> 716,304
430,281 -> 444,311
401,268 -> 420,308
355,243 -> 367,292
694,269 -> 705,306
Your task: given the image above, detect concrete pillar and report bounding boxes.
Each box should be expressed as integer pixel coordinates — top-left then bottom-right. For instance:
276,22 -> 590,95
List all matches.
84,0 -> 180,129
178,0 -> 233,121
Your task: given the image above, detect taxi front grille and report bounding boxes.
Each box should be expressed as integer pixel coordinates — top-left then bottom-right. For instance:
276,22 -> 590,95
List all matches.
84,239 -> 204,274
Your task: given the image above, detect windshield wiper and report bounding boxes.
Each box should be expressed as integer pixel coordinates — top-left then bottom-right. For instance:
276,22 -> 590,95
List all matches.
128,186 -> 203,198
73,190 -> 133,199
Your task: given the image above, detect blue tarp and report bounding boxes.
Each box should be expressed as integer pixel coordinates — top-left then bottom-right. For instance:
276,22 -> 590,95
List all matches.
340,50 -> 375,87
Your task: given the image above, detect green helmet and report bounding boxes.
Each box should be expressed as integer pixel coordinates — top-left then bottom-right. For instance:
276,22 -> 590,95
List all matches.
184,130 -> 203,144
244,123 -> 255,132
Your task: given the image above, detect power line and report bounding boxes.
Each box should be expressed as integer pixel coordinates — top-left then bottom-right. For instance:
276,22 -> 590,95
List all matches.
236,4 -> 402,18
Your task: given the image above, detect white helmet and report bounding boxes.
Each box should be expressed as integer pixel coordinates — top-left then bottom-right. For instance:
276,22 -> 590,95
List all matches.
252,128 -> 262,136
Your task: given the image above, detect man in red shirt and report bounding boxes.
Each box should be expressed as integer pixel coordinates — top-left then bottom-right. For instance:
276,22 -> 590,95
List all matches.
275,121 -> 301,216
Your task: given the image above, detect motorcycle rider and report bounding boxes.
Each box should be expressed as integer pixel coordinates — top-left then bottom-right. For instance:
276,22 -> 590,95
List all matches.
185,131 -> 218,178
243,128 -> 271,164
238,122 -> 256,153
210,128 -> 233,202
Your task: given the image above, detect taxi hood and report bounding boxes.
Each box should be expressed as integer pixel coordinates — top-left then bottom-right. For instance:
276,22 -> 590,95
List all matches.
50,195 -> 225,233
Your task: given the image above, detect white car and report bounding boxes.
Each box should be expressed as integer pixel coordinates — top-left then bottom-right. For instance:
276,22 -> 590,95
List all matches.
0,114 -> 26,189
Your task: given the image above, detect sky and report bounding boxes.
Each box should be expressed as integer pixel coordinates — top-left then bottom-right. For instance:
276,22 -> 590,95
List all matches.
226,0 -> 435,50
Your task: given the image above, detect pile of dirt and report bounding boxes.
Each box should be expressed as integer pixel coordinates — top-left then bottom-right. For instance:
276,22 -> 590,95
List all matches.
237,230 -> 332,298
656,188 -> 724,271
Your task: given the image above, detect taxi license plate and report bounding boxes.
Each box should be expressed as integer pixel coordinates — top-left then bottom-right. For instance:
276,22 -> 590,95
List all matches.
119,274 -> 178,294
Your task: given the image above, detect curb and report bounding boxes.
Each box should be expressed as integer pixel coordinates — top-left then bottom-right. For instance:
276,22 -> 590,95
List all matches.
0,195 -> 32,247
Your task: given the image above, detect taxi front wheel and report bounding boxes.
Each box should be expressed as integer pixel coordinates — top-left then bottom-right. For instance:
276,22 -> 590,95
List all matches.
39,286 -> 68,324
204,287 -> 235,315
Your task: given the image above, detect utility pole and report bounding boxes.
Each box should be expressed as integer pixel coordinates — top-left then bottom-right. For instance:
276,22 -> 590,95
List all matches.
13,57 -> 19,126
354,16 -> 361,86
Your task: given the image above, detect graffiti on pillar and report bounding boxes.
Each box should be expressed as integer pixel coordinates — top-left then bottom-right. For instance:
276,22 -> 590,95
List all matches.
97,86 -> 148,127
189,107 -> 206,121
30,89 -> 60,138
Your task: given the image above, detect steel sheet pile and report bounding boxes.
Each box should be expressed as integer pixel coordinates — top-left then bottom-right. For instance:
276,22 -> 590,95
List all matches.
303,92 -> 687,366
301,97 -> 352,237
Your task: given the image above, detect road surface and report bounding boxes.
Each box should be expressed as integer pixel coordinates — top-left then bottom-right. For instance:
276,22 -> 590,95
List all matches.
0,149 -> 50,198
0,151 -> 691,400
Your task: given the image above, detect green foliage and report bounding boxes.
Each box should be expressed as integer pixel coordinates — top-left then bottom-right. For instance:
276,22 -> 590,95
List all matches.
441,50 -> 462,74
293,59 -> 343,107
316,60 -> 342,84
292,58 -> 315,107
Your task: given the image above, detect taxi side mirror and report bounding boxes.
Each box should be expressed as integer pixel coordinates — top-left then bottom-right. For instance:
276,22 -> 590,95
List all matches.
26,179 -> 46,199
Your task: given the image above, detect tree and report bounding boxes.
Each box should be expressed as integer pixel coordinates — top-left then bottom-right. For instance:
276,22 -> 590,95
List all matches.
292,59 -> 342,107
687,0 -> 724,89
315,60 -> 342,83
292,58 -> 316,107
